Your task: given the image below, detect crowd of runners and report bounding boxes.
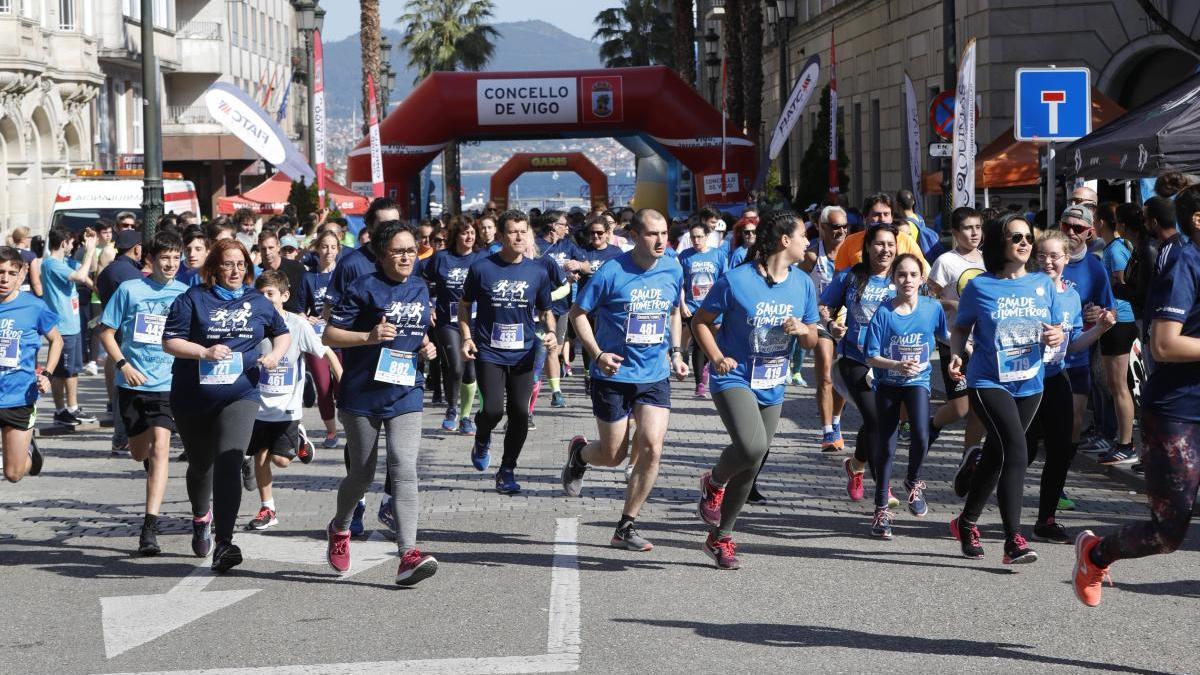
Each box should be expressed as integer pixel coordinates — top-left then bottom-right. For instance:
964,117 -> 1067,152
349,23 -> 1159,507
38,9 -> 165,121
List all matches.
1,177 -> 1197,607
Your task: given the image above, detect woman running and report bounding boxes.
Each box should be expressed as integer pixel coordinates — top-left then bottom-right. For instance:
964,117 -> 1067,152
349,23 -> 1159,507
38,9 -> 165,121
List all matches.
800,206 -> 848,452
475,214 -> 501,255
725,217 -> 758,268
460,210 -> 558,494
863,253 -> 948,538
577,216 -> 624,391
678,219 -> 728,398
1026,230 -> 1114,545
424,215 -> 482,435
323,220 -> 439,586
695,211 -> 820,569
820,223 -> 898,503
299,229 -> 340,448
163,238 -> 291,572
946,213 -> 1063,565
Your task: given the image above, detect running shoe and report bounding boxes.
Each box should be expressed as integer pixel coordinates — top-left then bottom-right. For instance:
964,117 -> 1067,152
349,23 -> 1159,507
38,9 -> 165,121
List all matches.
746,486 -> 767,504
441,407 -> 458,432
191,511 -> 213,557
470,438 -> 491,471
1098,443 -> 1138,465
110,442 -> 127,458
1032,518 -> 1070,544
1003,534 -> 1038,565
842,457 -> 865,501
327,521 -> 351,573
887,488 -> 900,509
1080,436 -> 1115,454
694,381 -> 708,398
551,391 -> 567,408
495,468 -> 521,495
1072,530 -> 1112,607
527,414 -> 537,430
870,508 -> 893,540
241,456 -> 255,492
138,516 -> 161,556
561,435 -> 588,498
905,480 -> 928,517
820,429 -> 841,453
953,445 -> 984,498
322,433 -> 339,449
28,440 -> 42,477
395,549 -> 438,586
82,360 -> 99,376
697,471 -> 725,526
832,421 -> 844,448
458,417 -> 476,435
295,428 -> 314,464
563,363 -> 573,378
211,540 -> 243,573
247,507 -> 278,531
378,497 -> 396,531
703,533 -> 740,570
898,421 -> 912,443
611,523 -> 653,551
71,407 -> 98,424
52,409 -> 81,427
1058,490 -> 1077,511
349,499 -> 366,537
950,516 -> 984,559
790,372 -> 808,387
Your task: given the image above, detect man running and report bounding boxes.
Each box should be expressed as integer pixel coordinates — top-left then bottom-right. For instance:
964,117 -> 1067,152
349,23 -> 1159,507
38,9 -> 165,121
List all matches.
561,208 -> 687,551
537,210 -> 586,408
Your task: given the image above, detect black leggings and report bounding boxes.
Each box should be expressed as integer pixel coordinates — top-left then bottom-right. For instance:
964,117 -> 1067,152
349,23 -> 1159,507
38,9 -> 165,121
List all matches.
1025,372 -> 1076,523
837,358 -> 878,475
691,343 -> 709,385
475,359 -> 535,470
176,398 -> 259,543
435,325 -> 476,409
874,383 -> 930,508
962,387 -> 1042,538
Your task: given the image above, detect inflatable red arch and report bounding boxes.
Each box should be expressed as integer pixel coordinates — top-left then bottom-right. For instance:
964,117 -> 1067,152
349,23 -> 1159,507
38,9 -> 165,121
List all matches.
346,66 -> 756,214
489,152 -> 607,211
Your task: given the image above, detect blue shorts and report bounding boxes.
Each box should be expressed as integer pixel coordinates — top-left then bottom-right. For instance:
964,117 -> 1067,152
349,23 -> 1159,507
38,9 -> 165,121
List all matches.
52,332 -> 82,378
1066,364 -> 1091,396
590,378 -> 672,422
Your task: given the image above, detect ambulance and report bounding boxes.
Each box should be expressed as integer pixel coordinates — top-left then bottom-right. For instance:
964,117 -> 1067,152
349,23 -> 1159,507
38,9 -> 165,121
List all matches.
50,169 -> 200,232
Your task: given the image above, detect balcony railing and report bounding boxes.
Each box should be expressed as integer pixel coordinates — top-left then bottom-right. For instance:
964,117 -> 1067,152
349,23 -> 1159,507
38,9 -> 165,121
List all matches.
165,105 -> 215,125
176,20 -> 221,40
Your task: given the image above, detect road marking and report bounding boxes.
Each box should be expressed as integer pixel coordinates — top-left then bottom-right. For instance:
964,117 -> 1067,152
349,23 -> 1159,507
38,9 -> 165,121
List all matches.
101,517 -> 582,674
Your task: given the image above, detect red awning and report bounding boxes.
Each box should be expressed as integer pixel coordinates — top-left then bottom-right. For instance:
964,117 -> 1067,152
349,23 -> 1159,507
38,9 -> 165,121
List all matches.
216,172 -> 370,215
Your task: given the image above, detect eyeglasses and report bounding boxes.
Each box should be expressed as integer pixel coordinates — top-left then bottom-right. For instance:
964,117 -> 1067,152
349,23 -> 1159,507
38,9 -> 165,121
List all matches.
387,248 -> 418,259
1036,252 -> 1065,262
1008,233 -> 1035,245
588,231 -> 607,237
742,229 -> 758,236
825,223 -> 849,231
1060,221 -> 1091,234
219,261 -> 247,270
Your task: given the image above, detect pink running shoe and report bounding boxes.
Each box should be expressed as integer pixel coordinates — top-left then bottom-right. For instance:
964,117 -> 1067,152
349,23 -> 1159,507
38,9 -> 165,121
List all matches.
327,521 -> 351,573
698,471 -> 725,526
395,548 -> 438,586
843,457 -> 865,501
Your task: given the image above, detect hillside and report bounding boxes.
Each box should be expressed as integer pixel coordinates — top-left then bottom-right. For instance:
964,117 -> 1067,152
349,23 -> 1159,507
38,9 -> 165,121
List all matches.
322,20 -> 602,120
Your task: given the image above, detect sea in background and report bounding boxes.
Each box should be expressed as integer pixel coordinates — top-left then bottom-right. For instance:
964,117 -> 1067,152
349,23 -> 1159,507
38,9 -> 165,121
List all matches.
429,170 -> 637,211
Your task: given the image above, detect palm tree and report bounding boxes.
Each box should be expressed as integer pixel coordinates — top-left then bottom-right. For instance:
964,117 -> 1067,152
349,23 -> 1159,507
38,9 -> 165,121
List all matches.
360,0 -> 381,137
592,0 -> 672,69
671,0 -> 696,87
723,0 -> 745,130
741,1 -> 764,144
399,0 -> 498,215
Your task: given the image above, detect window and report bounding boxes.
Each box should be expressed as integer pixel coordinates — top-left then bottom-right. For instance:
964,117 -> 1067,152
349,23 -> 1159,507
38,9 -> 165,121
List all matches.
242,4 -> 249,48
0,2 -> 11,15
231,4 -> 239,47
58,0 -> 74,30
251,9 -> 257,51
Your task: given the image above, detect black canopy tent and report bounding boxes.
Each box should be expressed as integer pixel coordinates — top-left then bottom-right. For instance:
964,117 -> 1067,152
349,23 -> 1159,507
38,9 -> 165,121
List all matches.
1058,71 -> 1200,180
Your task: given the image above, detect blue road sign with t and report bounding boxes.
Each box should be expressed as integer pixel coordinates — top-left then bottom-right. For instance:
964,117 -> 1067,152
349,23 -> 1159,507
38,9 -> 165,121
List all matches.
1015,67 -> 1091,142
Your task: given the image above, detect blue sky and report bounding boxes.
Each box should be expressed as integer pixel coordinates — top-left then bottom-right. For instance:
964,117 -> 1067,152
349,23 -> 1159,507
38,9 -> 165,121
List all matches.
321,0 -> 616,42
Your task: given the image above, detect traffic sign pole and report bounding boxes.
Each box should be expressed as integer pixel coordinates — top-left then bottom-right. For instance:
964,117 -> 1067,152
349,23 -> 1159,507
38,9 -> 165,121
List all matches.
1047,142 -> 1055,222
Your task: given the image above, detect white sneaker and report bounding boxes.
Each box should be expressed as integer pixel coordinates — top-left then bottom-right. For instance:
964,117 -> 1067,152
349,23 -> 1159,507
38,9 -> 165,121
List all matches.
82,361 -> 99,376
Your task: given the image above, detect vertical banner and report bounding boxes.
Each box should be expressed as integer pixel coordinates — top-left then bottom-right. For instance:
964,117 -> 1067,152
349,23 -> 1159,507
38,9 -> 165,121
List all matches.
903,71 -> 922,198
275,72 -> 291,123
768,54 -> 822,160
367,74 -> 385,198
828,29 -> 840,199
952,38 -> 977,208
313,28 -> 328,208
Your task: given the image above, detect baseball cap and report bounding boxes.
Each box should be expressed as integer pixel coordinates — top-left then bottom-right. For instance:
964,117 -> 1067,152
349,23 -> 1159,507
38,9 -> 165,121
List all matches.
279,235 -> 300,250
115,230 -> 142,252
1059,205 -> 1094,228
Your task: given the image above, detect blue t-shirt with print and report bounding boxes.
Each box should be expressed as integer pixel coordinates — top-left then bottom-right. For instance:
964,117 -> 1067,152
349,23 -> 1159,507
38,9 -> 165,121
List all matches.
864,295 -> 948,391
163,285 -> 289,413
820,269 -> 895,364
678,247 -> 729,312
1101,238 -> 1136,323
0,292 -> 57,408
1061,252 -> 1115,369
100,276 -> 188,392
461,253 -> 554,367
956,272 -> 1062,397
1042,284 -> 1083,379
728,245 -> 751,269
575,252 -> 683,384
40,256 -> 81,335
541,237 -> 586,315
703,263 -> 821,406
580,245 -> 624,293
422,249 -> 482,326
329,271 -> 430,418
1143,244 -> 1200,423
300,269 -> 333,318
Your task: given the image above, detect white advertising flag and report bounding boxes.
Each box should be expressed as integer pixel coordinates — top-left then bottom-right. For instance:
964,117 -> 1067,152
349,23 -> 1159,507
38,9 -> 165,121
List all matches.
952,38 -> 977,208
903,71 -> 922,197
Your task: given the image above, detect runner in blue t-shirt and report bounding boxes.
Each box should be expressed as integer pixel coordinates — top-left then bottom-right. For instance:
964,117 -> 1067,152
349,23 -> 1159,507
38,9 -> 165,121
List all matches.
98,232 -> 188,556
1096,212 -> 1140,465
678,221 -> 729,398
423,218 -> 483,435
561,209 -> 687,553
576,220 -> 625,392
163,238 -> 291,573
299,229 -> 341,449
323,220 -> 439,587
460,210 -> 557,494
819,224 -> 897,504
946,213 -> 1064,565
41,226 -> 99,427
0,247 -> 61,484
692,211 -> 820,569
801,206 -> 850,453
864,255 -> 948,537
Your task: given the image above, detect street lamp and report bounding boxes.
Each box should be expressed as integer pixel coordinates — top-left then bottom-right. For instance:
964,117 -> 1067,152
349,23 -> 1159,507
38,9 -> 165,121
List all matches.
772,0 -> 797,194
704,27 -> 720,104
294,0 -> 317,165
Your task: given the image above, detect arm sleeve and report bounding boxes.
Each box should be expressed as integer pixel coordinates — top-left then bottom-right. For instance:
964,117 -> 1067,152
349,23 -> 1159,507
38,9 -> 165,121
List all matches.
264,300 -> 290,338
163,290 -> 194,341
863,310 -> 886,359
955,281 -> 978,328
460,265 -> 480,304
297,317 -> 324,356
820,270 -> 846,309
99,284 -> 125,331
37,303 -> 58,335
1149,252 -> 1197,324
574,264 -> 606,313
329,282 -> 363,330
936,303 -> 950,342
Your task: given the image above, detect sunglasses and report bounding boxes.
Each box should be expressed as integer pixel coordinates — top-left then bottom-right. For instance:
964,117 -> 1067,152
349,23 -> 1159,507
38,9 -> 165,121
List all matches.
1008,233 -> 1035,245
1060,222 -> 1091,235
826,223 -> 848,231
432,237 -> 446,244
589,231 -> 606,237
743,229 -> 758,236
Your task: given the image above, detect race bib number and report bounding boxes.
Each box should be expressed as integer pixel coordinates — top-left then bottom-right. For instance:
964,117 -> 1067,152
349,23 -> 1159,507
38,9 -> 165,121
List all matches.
888,342 -> 930,370
491,323 -> 524,350
997,345 -> 1039,383
374,348 -> 416,386
0,336 -> 19,368
1043,338 -> 1068,367
132,312 -> 166,345
259,357 -> 296,395
750,355 -> 789,389
199,351 -> 244,385
625,312 -> 667,345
